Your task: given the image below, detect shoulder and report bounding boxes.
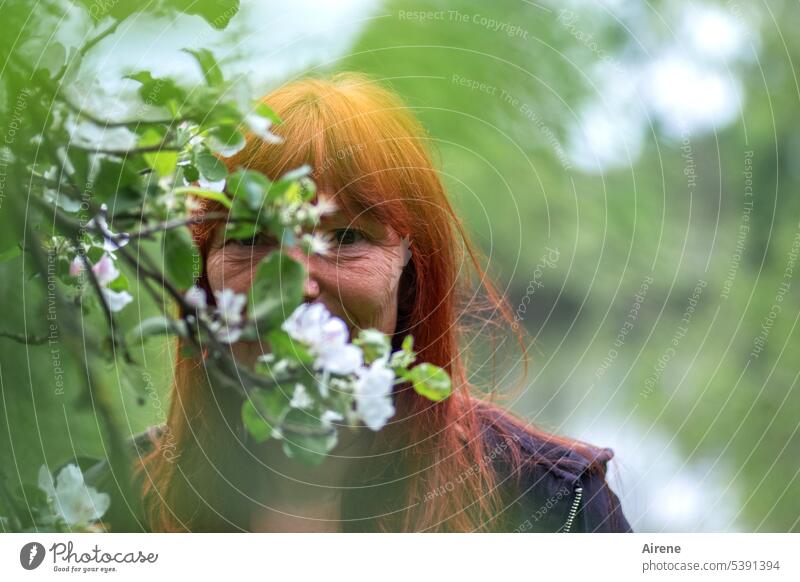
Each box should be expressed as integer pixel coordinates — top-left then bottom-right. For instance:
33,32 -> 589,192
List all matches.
82,425 -> 165,532
473,400 -> 632,533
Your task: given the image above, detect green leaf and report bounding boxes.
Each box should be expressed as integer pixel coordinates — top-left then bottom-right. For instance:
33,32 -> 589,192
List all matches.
182,163 -> 200,183
140,128 -> 177,176
144,151 -> 177,177
390,335 -> 417,370
242,388 -> 292,443
209,124 -> 245,156
194,149 -> 228,182
174,187 -> 232,209
248,251 -> 305,329
281,409 -> 338,466
188,90 -> 241,127
76,1 -> 239,28
265,329 -> 314,365
279,164 -> 311,182
227,169 -> 270,211
107,271 -> 129,292
126,72 -> 185,112
255,102 -> 282,125
223,217 -> 260,241
183,48 -> 224,87
169,0 -> 240,30
94,158 -> 143,210
162,227 -> 197,289
354,329 -> 391,363
408,363 -> 452,402
86,246 -> 105,264
267,180 -> 305,204
0,244 -> 21,263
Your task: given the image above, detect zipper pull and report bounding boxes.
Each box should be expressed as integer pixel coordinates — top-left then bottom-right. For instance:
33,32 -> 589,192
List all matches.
562,485 -> 583,533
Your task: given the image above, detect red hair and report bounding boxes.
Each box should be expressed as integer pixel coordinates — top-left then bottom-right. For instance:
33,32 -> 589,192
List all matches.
136,73 -> 596,532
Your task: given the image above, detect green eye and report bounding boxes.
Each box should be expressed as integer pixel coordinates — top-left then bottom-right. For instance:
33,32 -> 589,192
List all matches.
331,228 -> 364,245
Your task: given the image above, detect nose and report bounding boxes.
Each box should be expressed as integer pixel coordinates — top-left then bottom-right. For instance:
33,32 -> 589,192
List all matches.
303,276 -> 320,301
284,245 -> 321,302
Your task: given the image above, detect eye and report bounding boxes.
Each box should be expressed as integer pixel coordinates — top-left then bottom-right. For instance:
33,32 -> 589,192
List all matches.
330,228 -> 365,246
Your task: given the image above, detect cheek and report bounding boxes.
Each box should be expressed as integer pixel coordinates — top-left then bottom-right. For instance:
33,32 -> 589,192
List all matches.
206,249 -> 260,295
320,250 -> 403,334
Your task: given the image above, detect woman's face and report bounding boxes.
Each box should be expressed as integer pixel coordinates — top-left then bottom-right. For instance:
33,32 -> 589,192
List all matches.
205,193 -> 408,362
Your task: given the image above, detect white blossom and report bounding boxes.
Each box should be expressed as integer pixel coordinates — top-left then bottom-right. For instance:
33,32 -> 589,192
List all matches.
214,289 -> 247,326
281,303 -> 363,375
69,256 -> 84,277
353,358 -> 396,431
315,343 -> 363,375
91,254 -> 119,286
101,288 -> 133,312
315,197 -> 338,217
44,189 -> 82,213
321,409 -> 344,427
301,233 -> 331,256
302,198 -> 339,224
184,285 -> 207,310
87,207 -> 129,254
38,464 -> 110,527
197,177 -> 226,192
209,134 -> 245,158
212,289 -> 247,343
289,383 -> 313,409
85,253 -> 132,312
211,322 -> 242,344
282,302 -> 330,345
244,113 -> 283,144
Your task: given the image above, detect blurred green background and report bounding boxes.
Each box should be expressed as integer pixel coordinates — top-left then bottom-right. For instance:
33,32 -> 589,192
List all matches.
2,0 -> 799,531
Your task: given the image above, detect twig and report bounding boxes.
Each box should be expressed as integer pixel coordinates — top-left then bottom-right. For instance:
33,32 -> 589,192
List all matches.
54,18 -> 122,83
122,212 -> 231,241
70,141 -> 180,156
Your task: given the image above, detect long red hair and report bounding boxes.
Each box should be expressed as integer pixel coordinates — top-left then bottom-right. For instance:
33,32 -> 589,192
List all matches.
136,73 -> 595,532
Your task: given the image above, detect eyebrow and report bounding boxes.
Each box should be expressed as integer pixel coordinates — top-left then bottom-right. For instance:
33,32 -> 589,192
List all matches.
319,211 -> 379,231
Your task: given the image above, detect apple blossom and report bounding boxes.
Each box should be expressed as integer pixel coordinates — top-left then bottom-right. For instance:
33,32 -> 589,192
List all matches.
91,254 -> 119,286
244,113 -> 282,144
184,285 -> 208,310
281,303 -> 363,375
101,288 -> 133,312
353,358 -> 396,431
38,464 -> 110,527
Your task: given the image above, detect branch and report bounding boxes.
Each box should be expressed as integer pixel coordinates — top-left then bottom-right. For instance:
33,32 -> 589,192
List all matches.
13,193 -> 132,516
54,18 -> 123,83
74,244 -> 134,365
70,141 -> 180,156
122,212 -> 231,241
61,97 -> 185,129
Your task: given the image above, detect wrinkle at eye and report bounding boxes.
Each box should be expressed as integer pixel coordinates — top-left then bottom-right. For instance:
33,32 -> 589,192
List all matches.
220,247 -> 271,264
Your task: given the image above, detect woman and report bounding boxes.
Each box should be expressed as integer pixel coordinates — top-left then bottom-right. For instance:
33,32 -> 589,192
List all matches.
87,73 -> 631,533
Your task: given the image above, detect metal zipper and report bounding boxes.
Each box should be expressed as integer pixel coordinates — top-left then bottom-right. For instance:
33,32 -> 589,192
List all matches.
561,486 -> 583,533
